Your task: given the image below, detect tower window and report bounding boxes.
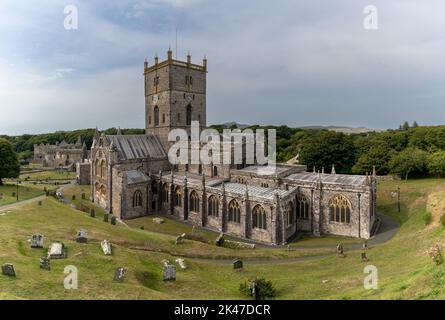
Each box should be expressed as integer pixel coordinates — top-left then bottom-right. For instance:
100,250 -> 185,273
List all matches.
186,104 -> 192,126
162,113 -> 165,123
154,106 -> 159,126
148,116 -> 151,125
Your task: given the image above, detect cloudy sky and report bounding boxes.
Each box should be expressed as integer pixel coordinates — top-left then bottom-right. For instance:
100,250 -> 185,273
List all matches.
1,0 -> 445,135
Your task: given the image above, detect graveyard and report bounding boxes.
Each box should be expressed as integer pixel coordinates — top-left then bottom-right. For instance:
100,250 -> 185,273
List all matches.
0,178 -> 443,299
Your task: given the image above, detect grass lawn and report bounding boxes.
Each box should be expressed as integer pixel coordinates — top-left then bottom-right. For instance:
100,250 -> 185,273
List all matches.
1,179 -> 445,299
19,170 -> 76,181
0,184 -> 46,206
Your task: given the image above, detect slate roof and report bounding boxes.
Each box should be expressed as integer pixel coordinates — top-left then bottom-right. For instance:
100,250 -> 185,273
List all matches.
105,135 -> 166,160
285,172 -> 368,187
127,170 -> 150,185
213,182 -> 293,200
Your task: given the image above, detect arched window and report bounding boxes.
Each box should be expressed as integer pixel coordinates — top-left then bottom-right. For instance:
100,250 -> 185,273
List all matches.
154,106 -> 159,126
329,195 -> 352,224
162,183 -> 169,203
95,160 -> 101,177
186,104 -> 192,126
252,205 -> 267,230
190,191 -> 200,213
133,190 -> 143,208
174,186 -> 182,207
213,166 -> 218,177
198,164 -> 202,175
100,185 -> 107,196
297,195 -> 310,220
285,202 -> 294,227
208,195 -> 219,217
228,200 -> 241,223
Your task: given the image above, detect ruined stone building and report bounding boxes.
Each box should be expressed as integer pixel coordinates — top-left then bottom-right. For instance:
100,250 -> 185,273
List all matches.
34,137 -> 88,169
86,50 -> 377,245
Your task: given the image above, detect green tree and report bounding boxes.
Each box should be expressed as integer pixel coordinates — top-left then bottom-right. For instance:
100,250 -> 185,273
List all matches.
352,140 -> 394,175
299,131 -> 356,173
412,121 -> 419,128
402,121 -> 410,131
427,151 -> 445,177
388,147 -> 428,180
0,138 -> 20,185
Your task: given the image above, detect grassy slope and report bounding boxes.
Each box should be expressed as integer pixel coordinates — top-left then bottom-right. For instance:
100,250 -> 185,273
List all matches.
0,185 -> 46,206
0,179 -> 444,299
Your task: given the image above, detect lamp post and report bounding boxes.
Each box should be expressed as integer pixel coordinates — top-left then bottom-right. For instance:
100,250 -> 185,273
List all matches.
397,186 -> 401,213
16,179 -> 19,201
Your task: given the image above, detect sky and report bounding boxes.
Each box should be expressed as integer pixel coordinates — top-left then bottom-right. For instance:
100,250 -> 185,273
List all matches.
1,0 -> 445,135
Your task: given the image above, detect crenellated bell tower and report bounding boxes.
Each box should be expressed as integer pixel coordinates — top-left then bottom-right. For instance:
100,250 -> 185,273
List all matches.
144,49 -> 207,150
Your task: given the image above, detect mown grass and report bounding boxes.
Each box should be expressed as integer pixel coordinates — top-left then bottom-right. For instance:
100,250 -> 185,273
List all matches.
0,179 -> 444,299
0,184 -> 45,206
19,170 -> 76,181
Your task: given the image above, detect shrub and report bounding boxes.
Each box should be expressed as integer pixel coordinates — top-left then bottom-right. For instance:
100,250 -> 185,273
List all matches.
427,245 -> 444,265
423,211 -> 432,225
239,278 -> 276,300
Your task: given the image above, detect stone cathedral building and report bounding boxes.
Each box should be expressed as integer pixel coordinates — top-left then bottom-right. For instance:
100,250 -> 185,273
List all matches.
88,49 -> 377,245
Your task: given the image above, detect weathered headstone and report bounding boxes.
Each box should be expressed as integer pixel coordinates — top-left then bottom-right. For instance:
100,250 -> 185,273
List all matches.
48,242 -> 67,259
175,233 -> 186,245
90,209 -> 96,218
76,229 -> 88,243
251,280 -> 259,300
11,192 -> 16,197
38,201 -> 42,206
101,240 -> 112,255
110,216 -> 116,225
103,213 -> 109,222
39,257 -> 51,270
361,252 -> 369,262
30,234 -> 44,248
215,233 -> 225,247
337,243 -> 344,257
175,258 -> 187,270
153,218 -> 165,224
163,265 -> 176,281
72,195 -> 76,201
114,267 -> 126,282
2,263 -> 16,277
81,193 -> 86,200
233,259 -> 243,270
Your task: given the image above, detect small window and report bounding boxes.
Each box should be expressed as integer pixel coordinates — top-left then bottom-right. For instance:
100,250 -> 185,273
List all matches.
162,113 -> 165,123
148,116 -> 151,125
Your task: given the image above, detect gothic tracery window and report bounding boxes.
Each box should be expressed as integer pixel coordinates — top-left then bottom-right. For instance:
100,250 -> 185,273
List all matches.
285,202 -> 294,227
228,200 -> 241,223
190,191 -> 200,213
133,190 -> 143,208
162,183 -> 169,203
329,195 -> 352,224
174,186 -> 182,208
297,195 -> 310,220
154,106 -> 159,126
208,195 -> 219,217
186,104 -> 192,126
252,205 -> 267,230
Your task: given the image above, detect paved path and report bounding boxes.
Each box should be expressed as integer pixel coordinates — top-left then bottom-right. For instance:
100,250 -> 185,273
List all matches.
187,214 -> 399,265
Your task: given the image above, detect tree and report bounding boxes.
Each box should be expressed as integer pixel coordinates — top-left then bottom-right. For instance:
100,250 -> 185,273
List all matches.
388,147 -> 428,180
352,140 -> 395,175
427,151 -> 445,177
0,138 -> 20,185
402,121 -> 410,131
299,131 -> 356,173
412,121 -> 419,128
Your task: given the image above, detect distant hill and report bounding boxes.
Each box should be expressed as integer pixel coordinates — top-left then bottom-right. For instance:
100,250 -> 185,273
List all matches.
299,126 -> 383,134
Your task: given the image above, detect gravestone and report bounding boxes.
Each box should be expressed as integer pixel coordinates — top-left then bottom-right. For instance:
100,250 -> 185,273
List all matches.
361,252 -> 369,262
233,259 -> 243,270
103,213 -> 109,222
11,192 -> 16,197
0,193 -> 3,200
30,234 -> 44,248
110,216 -> 116,225
114,267 -> 126,282
2,263 -> 16,277
48,242 -> 67,259
163,265 -> 176,281
38,201 -> 42,206
81,193 -> 86,200
363,241 -> 368,250
336,243 -> 344,257
175,258 -> 187,270
72,195 -> 76,201
39,257 -> 51,270
101,240 -> 112,255
175,233 -> 186,245
153,218 -> 165,224
251,280 -> 259,300
76,229 -> 88,243
90,209 -> 96,218
215,233 -> 225,247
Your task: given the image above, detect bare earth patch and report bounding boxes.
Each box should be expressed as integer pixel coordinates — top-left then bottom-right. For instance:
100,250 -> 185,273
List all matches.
426,185 -> 445,228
